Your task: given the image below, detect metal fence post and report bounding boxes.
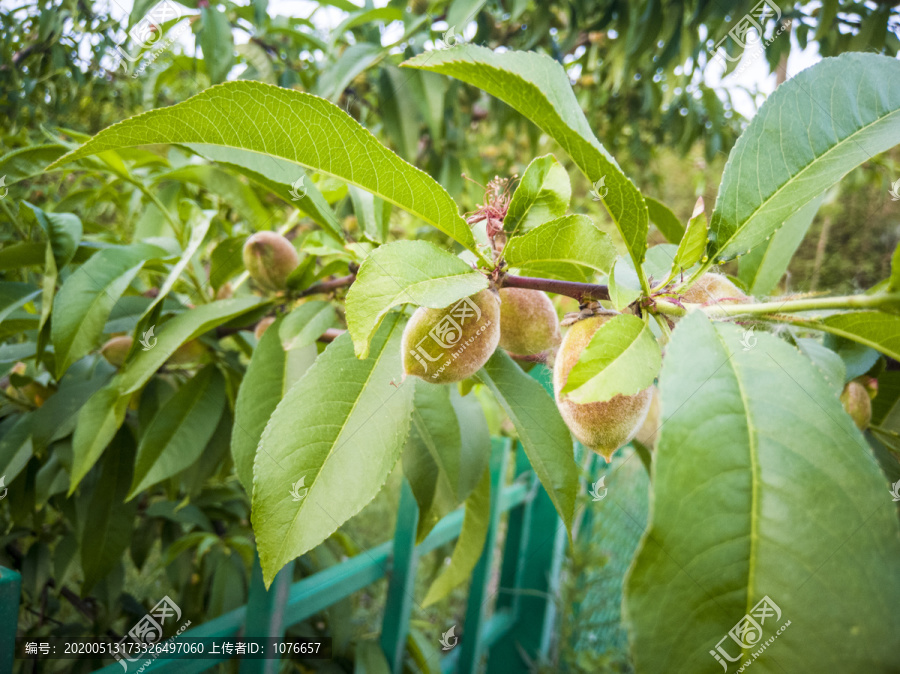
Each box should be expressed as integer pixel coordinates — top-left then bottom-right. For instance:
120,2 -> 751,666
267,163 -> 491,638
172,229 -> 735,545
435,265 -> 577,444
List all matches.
239,555 -> 294,674
1,566 -> 22,672
380,479 -> 419,672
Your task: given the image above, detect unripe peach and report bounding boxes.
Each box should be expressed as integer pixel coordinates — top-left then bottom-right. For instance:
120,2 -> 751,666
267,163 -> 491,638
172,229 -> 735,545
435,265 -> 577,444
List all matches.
254,316 -> 275,340
682,273 -> 749,305
167,340 -> 208,366
634,386 -> 661,449
242,231 -> 299,292
402,290 -> 500,384
553,314 -> 653,460
101,336 -> 134,368
498,288 -> 561,357
215,282 -> 233,300
841,380 -> 872,431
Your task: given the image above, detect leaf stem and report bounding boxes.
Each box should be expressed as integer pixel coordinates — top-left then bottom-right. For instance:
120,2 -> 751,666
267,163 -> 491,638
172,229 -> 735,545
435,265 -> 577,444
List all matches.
652,292 -> 900,318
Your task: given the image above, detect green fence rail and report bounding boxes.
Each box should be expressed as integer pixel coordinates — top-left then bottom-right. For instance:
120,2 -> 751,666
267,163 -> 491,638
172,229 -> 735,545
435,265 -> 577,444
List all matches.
1,371 -> 601,673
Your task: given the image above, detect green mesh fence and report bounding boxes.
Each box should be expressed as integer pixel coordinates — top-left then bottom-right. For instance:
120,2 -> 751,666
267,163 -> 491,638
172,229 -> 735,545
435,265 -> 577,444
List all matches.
561,446 -> 650,672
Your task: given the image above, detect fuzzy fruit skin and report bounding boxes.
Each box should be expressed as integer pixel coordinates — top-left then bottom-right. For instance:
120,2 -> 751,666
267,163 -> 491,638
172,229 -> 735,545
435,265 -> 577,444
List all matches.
242,231 -> 299,292
402,290 -> 500,384
101,336 -> 134,368
634,385 -> 661,449
254,316 -> 276,340
841,380 -> 872,431
682,273 -> 750,305
553,314 -> 653,460
498,288 -> 561,357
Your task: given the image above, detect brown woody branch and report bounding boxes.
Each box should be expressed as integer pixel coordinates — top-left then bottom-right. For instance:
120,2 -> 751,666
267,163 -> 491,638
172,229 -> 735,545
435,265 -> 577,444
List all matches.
297,273 -> 356,298
499,273 -> 610,302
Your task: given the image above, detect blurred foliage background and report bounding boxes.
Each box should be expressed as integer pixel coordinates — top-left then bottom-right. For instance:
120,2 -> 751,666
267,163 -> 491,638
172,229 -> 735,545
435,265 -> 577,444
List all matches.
1,0 -> 899,671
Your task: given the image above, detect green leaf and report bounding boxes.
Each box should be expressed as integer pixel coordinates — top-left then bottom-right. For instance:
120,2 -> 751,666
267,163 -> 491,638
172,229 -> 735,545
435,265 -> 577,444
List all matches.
795,338 -> 845,397
645,196 -> 684,244
448,385 -> 491,502
232,317 -> 317,491
504,154 -> 571,234
128,365 -> 226,498
403,380 -> 463,542
0,414 -> 36,486
155,165 -> 268,224
184,145 -> 344,243
670,197 -> 707,276
315,43 -> 383,102
140,208 -> 210,322
70,298 -> 264,491
200,6 -> 235,84
81,430 -> 138,593
738,193 -> 825,296
817,311 -> 900,361
49,81 -> 477,252
0,283 -> 41,324
0,242 -> 45,271
710,53 -> 900,262
51,244 -> 164,378
561,314 -> 661,404
24,203 -> 82,268
279,301 -> 336,351
476,354 -> 577,534
209,236 -> 246,291
625,312 -> 900,673
422,465 -> 490,606
888,241 -> 900,293
403,45 -> 649,269
505,214 -> 616,275
348,185 -> 390,244
0,144 -> 67,184
252,314 -> 414,586
608,257 -> 642,311
345,241 -> 488,359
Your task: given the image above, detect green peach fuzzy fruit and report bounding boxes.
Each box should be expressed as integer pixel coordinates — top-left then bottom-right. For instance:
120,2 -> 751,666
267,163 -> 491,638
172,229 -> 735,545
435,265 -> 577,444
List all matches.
402,290 -> 500,384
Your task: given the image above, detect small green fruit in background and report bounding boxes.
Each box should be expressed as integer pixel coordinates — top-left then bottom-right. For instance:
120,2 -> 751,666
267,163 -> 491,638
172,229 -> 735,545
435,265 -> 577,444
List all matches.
402,289 -> 500,384
167,340 -> 209,366
242,231 -> 299,292
553,314 -> 653,460
101,335 -> 134,368
498,288 -> 561,357
841,379 -> 872,431
682,272 -> 749,305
